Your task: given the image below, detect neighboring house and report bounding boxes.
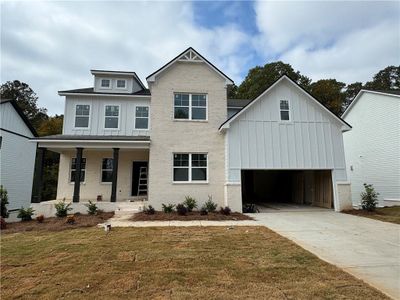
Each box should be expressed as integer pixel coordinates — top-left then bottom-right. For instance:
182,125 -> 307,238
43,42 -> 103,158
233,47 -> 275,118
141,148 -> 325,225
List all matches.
0,99 -> 38,214
342,90 -> 400,207
34,47 -> 352,212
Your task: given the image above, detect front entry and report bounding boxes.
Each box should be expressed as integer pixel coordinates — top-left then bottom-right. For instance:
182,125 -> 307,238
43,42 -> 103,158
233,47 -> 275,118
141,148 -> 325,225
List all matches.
131,161 -> 148,196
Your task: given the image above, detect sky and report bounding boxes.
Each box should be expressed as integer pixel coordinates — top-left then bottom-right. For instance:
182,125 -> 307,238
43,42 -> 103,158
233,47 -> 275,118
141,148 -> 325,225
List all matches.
1,0 -> 399,115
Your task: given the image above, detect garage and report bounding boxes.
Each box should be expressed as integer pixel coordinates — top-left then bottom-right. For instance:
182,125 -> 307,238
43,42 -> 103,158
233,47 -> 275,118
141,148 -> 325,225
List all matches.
241,170 -> 334,209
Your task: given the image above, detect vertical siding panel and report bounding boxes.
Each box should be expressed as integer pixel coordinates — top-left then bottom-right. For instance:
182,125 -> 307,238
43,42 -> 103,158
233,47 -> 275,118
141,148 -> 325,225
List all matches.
265,122 -> 274,168
256,121 -> 265,168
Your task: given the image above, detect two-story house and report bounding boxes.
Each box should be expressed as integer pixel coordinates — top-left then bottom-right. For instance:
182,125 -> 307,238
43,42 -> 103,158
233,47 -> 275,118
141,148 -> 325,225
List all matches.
34,47 -> 352,212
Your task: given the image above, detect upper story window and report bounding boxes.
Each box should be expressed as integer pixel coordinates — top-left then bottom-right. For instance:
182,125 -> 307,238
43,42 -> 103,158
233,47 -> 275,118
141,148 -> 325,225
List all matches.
75,104 -> 90,128
101,158 -> 113,183
174,93 -> 207,121
101,79 -> 111,88
135,106 -> 149,129
104,105 -> 120,129
173,153 -> 207,182
280,100 -> 290,121
70,158 -> 86,182
116,79 -> 127,89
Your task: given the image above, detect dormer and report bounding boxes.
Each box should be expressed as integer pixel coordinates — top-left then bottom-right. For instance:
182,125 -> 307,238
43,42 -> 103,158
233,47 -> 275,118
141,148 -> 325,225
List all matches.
91,70 -> 146,94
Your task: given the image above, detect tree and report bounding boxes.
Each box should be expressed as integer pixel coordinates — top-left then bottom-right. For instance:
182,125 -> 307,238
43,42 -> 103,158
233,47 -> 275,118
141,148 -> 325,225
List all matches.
364,66 -> 400,91
343,82 -> 363,111
235,62 -> 311,100
37,115 -> 63,136
0,80 -> 48,129
309,79 -> 346,116
0,185 -> 9,218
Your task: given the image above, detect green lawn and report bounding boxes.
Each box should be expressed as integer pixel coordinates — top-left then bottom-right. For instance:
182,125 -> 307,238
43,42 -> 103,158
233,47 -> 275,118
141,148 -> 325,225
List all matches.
1,226 -> 388,299
343,206 -> 400,224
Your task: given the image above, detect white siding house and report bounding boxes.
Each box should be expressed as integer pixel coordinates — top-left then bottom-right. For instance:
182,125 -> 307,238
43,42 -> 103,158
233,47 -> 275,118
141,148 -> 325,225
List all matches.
0,100 -> 38,214
342,90 -> 400,207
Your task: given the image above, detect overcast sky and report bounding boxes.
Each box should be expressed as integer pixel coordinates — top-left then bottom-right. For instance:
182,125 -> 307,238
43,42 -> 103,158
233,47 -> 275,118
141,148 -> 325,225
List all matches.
1,0 -> 399,115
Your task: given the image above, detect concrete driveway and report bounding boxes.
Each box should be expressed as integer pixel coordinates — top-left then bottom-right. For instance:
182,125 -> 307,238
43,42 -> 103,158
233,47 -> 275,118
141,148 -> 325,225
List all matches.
252,211 -> 400,299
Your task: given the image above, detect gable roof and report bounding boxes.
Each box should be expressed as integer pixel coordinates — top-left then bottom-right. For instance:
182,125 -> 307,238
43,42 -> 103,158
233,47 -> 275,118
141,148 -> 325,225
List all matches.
0,99 -> 38,137
146,47 -> 234,85
228,99 -> 251,108
342,89 -> 400,118
219,75 -> 352,132
58,87 -> 151,96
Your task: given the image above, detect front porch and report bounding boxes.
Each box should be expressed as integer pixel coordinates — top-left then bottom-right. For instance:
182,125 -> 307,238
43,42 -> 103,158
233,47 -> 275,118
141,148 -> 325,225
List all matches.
32,135 -> 150,204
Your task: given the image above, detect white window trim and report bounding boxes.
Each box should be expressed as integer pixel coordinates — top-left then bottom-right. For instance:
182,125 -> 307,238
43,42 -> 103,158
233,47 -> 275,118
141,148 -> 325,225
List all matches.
99,78 -> 112,90
69,157 -> 86,184
172,153 -> 208,184
134,105 -> 150,130
104,104 -> 121,130
73,103 -> 91,129
279,99 -> 291,122
173,93 -> 208,121
115,79 -> 127,90
100,157 -> 113,184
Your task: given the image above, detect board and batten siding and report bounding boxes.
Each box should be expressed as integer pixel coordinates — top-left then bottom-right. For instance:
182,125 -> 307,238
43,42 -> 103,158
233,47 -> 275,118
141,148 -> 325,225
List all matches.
63,96 -> 150,136
343,92 -> 400,206
0,102 -> 37,210
226,79 -> 348,183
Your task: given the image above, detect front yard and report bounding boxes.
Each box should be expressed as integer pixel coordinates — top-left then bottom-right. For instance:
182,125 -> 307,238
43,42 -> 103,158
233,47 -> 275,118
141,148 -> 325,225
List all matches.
1,226 -> 388,299
343,206 -> 400,224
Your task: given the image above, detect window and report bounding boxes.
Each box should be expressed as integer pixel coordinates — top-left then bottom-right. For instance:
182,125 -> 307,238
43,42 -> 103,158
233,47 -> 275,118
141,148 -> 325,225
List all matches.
116,79 -> 126,89
75,104 -> 90,128
101,158 -> 113,182
280,100 -> 290,121
70,158 -> 86,182
101,79 -> 111,88
173,153 -> 207,182
174,93 -> 207,120
104,105 -> 119,129
135,106 -> 149,129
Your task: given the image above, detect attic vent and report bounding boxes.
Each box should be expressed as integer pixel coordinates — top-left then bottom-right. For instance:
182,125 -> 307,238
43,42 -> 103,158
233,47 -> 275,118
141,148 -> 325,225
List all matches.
179,50 -> 202,62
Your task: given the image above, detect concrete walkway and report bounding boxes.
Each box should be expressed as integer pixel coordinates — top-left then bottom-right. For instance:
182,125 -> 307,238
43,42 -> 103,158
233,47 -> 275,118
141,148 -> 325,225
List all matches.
252,211 -> 400,299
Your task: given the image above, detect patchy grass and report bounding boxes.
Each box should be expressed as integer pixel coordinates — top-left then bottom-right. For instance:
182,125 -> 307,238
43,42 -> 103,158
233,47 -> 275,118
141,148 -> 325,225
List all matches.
2,212 -> 114,234
343,206 -> 400,224
1,226 -> 388,299
132,211 -> 253,221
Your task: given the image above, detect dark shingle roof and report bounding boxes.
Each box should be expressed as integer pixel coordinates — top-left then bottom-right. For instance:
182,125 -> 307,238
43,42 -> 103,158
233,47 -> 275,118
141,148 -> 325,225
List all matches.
36,135 -> 150,141
58,87 -> 151,96
227,99 -> 251,108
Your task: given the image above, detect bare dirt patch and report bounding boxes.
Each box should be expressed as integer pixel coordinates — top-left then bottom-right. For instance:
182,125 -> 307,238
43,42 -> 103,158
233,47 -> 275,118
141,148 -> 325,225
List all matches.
342,206 -> 400,224
1,212 -> 114,234
131,211 -> 253,221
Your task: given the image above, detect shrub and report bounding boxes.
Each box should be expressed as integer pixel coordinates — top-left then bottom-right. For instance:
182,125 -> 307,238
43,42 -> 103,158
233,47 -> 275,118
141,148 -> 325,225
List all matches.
361,183 -> 379,211
176,203 -> 188,216
0,217 -> 6,229
144,205 -> 155,215
242,203 -> 259,213
36,215 -> 45,223
183,196 -> 197,212
85,200 -> 98,215
204,195 -> 218,212
0,185 -> 9,218
162,203 -> 175,213
66,215 -> 75,224
200,207 -> 208,215
55,200 -> 72,217
17,207 -> 35,221
220,206 -> 231,215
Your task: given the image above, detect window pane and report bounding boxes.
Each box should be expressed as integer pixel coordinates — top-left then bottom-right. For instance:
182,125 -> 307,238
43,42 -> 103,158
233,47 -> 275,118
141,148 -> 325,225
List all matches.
173,168 -> 189,181
105,106 -> 119,116
102,171 -> 113,182
174,94 -> 189,106
280,111 -> 290,121
105,117 -> 118,128
192,107 -> 206,120
192,168 -> 207,181
76,105 -> 90,116
102,158 -> 113,170
75,116 -> 89,128
101,79 -> 110,87
117,80 -> 126,88
192,154 -> 207,167
136,106 -> 149,117
192,94 -> 206,107
174,154 -> 189,166
174,107 -> 189,119
71,158 -> 86,170
135,118 -> 148,129
280,100 -> 289,110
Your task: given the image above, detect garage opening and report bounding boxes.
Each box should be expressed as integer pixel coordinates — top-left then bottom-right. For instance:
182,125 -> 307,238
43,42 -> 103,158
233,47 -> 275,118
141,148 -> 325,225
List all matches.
241,170 -> 334,209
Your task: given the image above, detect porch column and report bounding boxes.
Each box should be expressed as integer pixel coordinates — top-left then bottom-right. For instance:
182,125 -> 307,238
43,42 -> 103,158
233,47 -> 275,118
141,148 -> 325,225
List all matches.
110,148 -> 119,202
72,147 -> 83,203
32,147 -> 46,203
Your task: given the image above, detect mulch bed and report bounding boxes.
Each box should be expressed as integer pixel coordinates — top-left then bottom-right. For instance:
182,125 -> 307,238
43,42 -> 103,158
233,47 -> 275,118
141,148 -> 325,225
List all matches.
132,211 -> 253,221
1,212 -> 114,234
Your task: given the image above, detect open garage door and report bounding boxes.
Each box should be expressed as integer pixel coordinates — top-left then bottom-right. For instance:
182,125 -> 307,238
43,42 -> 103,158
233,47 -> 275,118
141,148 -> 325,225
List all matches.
241,170 -> 333,209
